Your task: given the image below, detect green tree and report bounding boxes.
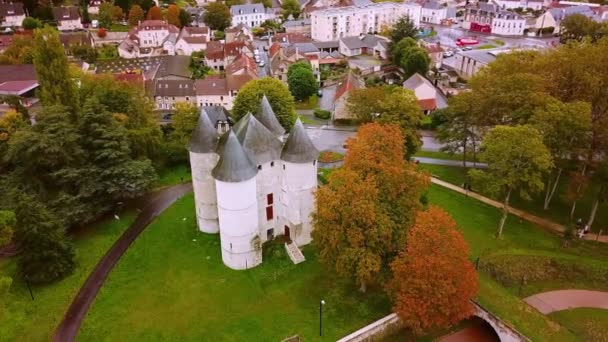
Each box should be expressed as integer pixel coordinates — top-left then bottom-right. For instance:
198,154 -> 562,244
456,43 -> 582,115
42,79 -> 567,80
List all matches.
166,4 -> 181,27
128,4 -> 144,26
0,36 -> 34,65
112,5 -> 124,21
189,51 -> 210,79
71,44 -> 98,63
469,125 -> 553,238
287,62 -> 318,101
390,37 -> 430,78
0,210 -> 16,248
225,0 -> 245,6
99,1 -> 116,28
587,159 -> 608,228
261,19 -> 281,33
437,91 -> 481,167
15,198 -> 75,284
560,13 -> 606,43
232,77 -> 297,130
179,8 -> 192,27
22,17 -> 42,30
346,85 -> 423,159
252,0 -> 272,8
172,102 -> 199,141
530,98 -> 592,210
203,2 -> 231,30
390,16 -> 419,44
32,27 -> 78,114
281,0 -> 301,19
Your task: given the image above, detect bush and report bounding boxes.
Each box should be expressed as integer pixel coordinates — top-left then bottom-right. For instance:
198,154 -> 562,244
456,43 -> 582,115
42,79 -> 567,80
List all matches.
22,17 -> 42,30
313,108 -> 331,120
97,28 -> 108,38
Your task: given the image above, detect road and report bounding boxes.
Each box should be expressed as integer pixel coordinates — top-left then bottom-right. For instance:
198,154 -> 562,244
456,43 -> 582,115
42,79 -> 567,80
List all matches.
252,38 -> 271,77
53,183 -> 193,342
318,84 -> 337,112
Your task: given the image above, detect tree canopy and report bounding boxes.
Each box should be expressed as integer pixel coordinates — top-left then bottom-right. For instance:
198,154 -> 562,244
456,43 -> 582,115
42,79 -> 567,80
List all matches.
287,62 -> 318,101
0,210 -> 16,248
232,77 -> 297,130
387,206 -> 478,335
128,5 -> 144,26
281,0 -> 301,19
560,13 -> 608,43
347,85 -> 423,159
166,4 -> 181,27
146,5 -> 162,20
390,16 -> 419,45
203,2 -> 231,31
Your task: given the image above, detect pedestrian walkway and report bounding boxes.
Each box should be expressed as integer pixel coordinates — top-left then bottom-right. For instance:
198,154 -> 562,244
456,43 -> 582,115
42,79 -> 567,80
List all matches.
431,178 -> 608,243
523,290 -> 608,314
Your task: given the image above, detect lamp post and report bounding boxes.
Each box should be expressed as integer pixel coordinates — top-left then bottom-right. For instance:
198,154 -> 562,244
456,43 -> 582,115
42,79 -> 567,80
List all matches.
319,299 -> 326,337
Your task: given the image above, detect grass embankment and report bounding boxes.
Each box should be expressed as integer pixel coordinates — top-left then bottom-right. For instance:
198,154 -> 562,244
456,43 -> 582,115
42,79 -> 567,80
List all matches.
295,95 -> 319,110
550,308 -> 608,341
418,163 -> 608,232
79,194 -> 391,341
0,213 -> 136,341
156,164 -> 191,188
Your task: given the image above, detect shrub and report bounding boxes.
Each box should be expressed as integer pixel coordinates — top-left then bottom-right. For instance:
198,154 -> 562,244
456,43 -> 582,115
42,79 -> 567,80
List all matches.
318,151 -> 344,163
313,108 -> 331,120
97,28 -> 107,38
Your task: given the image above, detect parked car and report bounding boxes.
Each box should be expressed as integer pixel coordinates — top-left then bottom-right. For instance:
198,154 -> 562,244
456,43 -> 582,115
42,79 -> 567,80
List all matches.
317,89 -> 323,97
258,61 -> 265,67
263,45 -> 269,51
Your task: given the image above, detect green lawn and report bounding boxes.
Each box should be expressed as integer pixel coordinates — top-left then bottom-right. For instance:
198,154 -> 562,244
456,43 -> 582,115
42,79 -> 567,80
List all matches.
295,95 -> 319,110
417,163 -> 608,232
109,24 -> 130,32
78,194 -> 391,341
550,308 -> 608,341
156,164 -> 191,188
297,115 -> 316,124
477,44 -> 497,50
0,213 -> 136,341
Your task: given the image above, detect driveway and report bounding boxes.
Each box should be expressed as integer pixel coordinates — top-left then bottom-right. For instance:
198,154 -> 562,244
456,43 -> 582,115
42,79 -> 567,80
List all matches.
318,84 -> 337,111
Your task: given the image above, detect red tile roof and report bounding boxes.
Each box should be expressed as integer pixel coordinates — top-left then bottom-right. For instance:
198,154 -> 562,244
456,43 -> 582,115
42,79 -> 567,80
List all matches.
418,98 -> 437,111
334,71 -> 361,100
269,42 -> 280,58
195,75 -> 229,96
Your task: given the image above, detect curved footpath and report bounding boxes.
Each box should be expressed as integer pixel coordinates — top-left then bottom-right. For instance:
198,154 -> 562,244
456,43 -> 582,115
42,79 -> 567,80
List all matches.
523,290 -> 608,314
53,183 -> 193,342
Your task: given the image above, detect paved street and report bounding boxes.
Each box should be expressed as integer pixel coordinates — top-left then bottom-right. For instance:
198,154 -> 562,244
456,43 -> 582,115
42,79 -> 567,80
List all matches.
252,38 -> 271,77
318,84 -> 337,111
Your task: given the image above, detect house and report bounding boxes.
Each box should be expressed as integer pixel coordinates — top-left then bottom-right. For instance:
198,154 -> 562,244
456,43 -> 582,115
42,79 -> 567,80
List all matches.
310,2 -> 421,42
59,31 -> 93,57
0,1 -> 26,27
91,31 -> 128,47
338,34 -> 389,59
152,79 -> 196,110
535,5 -> 595,34
195,0 -> 216,6
282,18 -> 312,34
175,26 -> 211,55
230,3 -> 276,28
463,3 -> 526,36
118,20 -> 180,58
402,72 -> 447,115
225,23 -> 253,43
53,6 -> 83,31
333,71 -> 363,121
88,0 -> 103,15
204,40 -> 256,71
493,0 -> 543,11
422,42 -> 444,69
453,49 -> 506,77
269,41 -> 320,82
188,97 -> 319,270
0,64 -> 39,112
420,0 -> 457,24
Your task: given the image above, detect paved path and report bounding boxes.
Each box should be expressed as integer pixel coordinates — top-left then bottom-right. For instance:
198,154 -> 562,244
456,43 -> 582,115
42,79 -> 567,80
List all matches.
414,157 -> 487,168
431,178 -> 608,243
53,183 -> 192,342
523,290 -> 608,314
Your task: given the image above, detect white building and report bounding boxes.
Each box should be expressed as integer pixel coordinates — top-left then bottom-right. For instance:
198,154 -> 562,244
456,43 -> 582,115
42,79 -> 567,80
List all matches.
402,73 -> 447,115
175,26 -> 211,55
420,0 -> 457,24
493,0 -> 543,11
0,2 -> 26,27
463,3 -> 526,36
118,20 -> 180,58
491,10 -> 526,36
310,1 -> 422,42
188,96 -> 319,270
230,3 -> 276,28
53,6 -> 83,31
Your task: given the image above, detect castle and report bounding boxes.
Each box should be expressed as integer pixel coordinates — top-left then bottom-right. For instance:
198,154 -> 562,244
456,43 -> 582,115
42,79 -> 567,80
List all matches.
188,96 -> 319,270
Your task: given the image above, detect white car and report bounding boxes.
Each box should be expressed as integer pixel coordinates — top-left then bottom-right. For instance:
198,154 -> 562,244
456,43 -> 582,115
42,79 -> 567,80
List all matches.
258,61 -> 265,67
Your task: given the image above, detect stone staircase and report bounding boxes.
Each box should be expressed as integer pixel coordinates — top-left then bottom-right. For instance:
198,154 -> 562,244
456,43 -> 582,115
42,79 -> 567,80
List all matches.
285,242 -> 305,264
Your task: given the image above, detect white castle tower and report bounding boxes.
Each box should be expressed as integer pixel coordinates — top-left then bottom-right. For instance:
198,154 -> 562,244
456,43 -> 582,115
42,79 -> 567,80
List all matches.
188,96 -> 319,270
188,111 -> 220,233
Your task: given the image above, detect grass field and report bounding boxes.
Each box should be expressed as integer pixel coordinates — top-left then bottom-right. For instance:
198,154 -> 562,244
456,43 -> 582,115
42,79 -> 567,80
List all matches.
156,164 -> 191,187
78,194 -> 390,341
550,308 -> 608,341
294,95 -> 319,110
0,213 -> 135,341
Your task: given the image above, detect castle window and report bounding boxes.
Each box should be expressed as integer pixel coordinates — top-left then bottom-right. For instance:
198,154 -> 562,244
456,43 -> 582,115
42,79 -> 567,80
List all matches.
265,205 -> 273,221
271,161 -> 275,167
313,160 -> 316,165
267,193 -> 273,205
283,164 -> 286,170
258,165 -> 262,170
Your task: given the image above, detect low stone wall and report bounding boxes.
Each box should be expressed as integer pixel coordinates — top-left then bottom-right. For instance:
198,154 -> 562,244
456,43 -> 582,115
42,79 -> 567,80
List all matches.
336,313 -> 403,342
473,301 -> 530,342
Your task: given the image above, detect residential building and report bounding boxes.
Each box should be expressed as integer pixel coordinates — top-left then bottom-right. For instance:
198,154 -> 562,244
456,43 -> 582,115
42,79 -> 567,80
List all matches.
282,18 -> 312,34
0,1 -> 25,27
402,72 -> 447,115
422,41 -> 444,69
310,1 -> 422,42
333,71 -> 363,121
88,0 -> 103,15
269,41 -> 320,82
204,40 -> 256,71
338,34 -> 389,59
189,98 -> 319,270
53,6 -> 83,31
493,0 -> 543,11
119,20 -> 180,58
91,31 -> 128,47
453,49 -> 504,77
463,3 -> 526,36
175,26 -> 211,55
195,0 -> 216,6
153,79 -> 196,110
230,4 -> 276,28
0,64 -> 39,113
225,23 -> 253,43
420,0 -> 457,24
535,5 -> 595,34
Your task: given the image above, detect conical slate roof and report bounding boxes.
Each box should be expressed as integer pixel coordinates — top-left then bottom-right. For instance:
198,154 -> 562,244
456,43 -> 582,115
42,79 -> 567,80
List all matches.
255,95 -> 286,137
188,109 -> 219,153
212,130 -> 258,182
281,118 -> 319,163
233,113 -> 283,165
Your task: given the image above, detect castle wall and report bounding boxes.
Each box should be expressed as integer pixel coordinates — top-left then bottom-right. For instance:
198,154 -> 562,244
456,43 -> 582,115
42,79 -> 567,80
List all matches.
216,178 -> 263,270
190,152 -> 220,234
255,160 -> 283,243
280,161 -> 318,247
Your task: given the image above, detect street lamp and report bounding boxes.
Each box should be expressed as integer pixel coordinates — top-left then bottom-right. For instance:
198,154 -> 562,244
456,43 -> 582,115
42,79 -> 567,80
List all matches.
319,299 -> 326,337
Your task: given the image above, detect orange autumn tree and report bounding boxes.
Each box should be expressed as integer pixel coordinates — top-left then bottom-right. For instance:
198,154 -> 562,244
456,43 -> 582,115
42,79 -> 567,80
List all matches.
387,206 -> 478,335
313,123 -> 429,292
166,4 -> 181,27
146,6 -> 163,20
